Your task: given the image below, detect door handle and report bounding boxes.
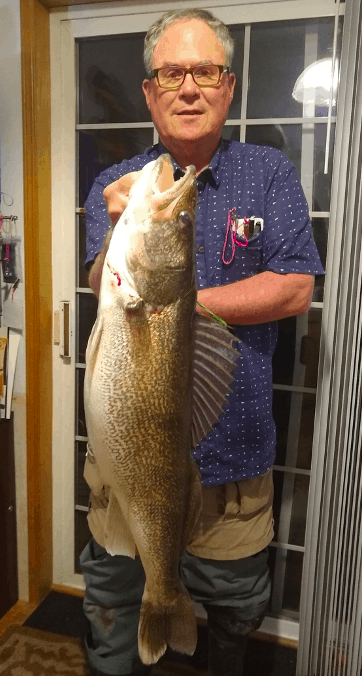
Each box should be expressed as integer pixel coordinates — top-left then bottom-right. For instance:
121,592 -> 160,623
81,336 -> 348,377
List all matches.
59,301 -> 71,358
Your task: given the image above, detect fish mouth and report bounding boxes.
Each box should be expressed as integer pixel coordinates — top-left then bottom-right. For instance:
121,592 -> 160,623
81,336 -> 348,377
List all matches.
151,155 -> 196,211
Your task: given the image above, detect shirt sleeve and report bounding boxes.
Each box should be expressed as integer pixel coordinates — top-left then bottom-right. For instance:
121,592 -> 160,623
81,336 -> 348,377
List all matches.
262,158 -> 325,276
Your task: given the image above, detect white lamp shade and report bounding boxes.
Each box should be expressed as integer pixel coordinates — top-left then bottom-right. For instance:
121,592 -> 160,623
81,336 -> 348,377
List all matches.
292,57 -> 339,106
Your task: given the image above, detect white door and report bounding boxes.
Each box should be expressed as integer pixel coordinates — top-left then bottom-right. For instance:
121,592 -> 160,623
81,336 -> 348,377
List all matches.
51,0 -> 344,641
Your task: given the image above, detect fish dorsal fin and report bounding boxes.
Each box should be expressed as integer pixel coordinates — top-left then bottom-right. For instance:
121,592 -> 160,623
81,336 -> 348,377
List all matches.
192,314 -> 240,448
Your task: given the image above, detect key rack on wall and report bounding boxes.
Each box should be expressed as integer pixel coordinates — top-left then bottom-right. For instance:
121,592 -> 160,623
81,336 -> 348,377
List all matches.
0,215 -> 21,291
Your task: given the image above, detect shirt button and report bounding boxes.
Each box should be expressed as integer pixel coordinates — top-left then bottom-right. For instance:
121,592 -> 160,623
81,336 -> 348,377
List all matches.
198,246 -> 205,253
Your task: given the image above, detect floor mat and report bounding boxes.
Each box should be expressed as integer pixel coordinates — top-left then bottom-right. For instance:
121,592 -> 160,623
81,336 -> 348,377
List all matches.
0,625 -> 87,675
24,592 -> 88,639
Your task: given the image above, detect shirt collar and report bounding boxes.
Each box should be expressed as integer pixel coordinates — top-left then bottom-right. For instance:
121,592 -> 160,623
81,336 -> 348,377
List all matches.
152,140 -> 227,188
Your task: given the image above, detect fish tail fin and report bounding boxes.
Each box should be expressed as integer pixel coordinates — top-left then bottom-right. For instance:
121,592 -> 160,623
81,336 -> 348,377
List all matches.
167,587 -> 197,656
138,585 -> 197,665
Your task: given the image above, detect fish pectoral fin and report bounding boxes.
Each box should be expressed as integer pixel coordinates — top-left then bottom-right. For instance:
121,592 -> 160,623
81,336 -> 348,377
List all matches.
191,314 -> 240,448
110,274 -> 142,311
138,585 -> 197,665
125,295 -> 143,311
104,489 -> 136,558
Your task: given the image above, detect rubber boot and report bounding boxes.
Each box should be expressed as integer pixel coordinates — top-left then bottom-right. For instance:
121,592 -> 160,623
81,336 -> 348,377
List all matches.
208,630 -> 248,676
83,629 -> 152,676
86,663 -> 152,676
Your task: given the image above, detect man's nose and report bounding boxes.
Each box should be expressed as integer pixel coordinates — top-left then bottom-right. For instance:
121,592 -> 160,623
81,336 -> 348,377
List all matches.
179,72 -> 200,95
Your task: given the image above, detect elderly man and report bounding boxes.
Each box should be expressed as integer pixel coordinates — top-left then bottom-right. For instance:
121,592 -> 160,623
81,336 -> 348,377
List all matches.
81,9 -> 324,676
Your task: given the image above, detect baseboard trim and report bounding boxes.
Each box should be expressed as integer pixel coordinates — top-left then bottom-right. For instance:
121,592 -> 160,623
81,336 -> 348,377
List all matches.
196,617 -> 297,649
50,584 -> 85,598
250,630 -> 298,650
0,600 -> 38,637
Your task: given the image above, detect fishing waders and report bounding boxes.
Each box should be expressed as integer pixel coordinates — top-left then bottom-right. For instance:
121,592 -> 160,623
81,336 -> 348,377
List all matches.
85,660 -> 152,676
207,608 -> 267,676
208,632 -> 249,676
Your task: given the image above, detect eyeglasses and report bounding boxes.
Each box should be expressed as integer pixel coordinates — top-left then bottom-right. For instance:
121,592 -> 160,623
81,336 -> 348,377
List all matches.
151,64 -> 230,90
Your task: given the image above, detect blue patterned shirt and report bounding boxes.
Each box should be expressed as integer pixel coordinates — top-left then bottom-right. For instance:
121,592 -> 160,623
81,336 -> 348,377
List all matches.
85,140 -> 324,486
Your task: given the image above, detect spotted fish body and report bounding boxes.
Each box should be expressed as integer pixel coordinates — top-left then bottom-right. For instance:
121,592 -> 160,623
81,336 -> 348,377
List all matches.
84,155 -> 239,665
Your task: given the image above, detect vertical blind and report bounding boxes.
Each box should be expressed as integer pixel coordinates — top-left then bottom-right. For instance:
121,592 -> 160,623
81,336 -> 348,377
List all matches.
296,0 -> 362,673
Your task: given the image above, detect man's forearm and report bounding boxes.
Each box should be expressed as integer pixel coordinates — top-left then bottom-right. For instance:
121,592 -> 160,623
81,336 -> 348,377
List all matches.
197,271 -> 314,325
88,227 -> 115,297
88,172 -> 142,297
90,254 -> 313,319
88,251 -> 105,297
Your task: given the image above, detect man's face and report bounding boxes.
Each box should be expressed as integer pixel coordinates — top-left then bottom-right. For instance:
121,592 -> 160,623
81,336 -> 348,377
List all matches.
142,20 -> 236,151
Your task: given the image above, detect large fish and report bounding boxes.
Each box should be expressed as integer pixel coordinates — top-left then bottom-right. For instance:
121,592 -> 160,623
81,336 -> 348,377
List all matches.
83,154 -> 239,665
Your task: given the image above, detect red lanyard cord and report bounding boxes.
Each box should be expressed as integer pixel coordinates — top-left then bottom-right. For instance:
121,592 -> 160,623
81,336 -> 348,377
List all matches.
222,209 -> 248,265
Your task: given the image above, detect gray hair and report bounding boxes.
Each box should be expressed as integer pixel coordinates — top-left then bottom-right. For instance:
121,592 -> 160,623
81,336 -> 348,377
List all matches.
143,9 -> 234,76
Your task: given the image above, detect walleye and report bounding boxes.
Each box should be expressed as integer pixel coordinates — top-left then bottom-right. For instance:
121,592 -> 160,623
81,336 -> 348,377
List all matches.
83,154 -> 239,665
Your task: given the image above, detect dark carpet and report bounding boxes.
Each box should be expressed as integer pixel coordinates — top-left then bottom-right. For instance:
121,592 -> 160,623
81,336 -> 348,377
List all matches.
24,592 -> 297,675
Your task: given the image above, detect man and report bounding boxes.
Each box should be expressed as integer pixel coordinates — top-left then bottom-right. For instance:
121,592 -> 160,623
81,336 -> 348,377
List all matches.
81,9 -> 324,676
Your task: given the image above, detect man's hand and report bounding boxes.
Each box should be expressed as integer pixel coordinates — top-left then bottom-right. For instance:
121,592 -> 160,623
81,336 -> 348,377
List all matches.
88,170 -> 141,296
103,170 -> 141,226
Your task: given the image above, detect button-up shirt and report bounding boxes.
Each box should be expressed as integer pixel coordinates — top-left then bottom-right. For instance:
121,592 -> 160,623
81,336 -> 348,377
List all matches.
85,140 -> 324,486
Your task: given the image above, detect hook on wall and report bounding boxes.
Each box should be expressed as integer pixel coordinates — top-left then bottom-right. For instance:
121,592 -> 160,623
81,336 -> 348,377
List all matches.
0,215 -> 18,223
0,193 -> 14,207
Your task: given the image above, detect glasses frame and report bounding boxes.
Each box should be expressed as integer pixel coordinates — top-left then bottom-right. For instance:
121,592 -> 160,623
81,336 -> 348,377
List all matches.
151,64 -> 230,90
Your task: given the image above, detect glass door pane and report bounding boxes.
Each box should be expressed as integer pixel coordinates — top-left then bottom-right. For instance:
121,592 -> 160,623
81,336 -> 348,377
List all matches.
78,33 -> 150,124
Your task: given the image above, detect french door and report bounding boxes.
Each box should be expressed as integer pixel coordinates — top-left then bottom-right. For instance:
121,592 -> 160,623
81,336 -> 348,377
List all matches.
51,0 -> 344,642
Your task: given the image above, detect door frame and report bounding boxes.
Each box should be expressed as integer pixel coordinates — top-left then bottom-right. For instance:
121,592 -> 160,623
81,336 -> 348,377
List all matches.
20,0 -> 53,606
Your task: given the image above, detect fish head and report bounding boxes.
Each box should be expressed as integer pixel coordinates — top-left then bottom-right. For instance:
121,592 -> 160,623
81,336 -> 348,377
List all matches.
106,154 -> 197,307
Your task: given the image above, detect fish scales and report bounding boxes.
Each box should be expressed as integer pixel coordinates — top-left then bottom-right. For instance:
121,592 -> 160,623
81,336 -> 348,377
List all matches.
97,299 -> 195,494
84,154 -> 239,665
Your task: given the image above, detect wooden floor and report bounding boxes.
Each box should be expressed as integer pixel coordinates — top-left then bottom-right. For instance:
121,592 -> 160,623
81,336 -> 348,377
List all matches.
0,600 -> 38,638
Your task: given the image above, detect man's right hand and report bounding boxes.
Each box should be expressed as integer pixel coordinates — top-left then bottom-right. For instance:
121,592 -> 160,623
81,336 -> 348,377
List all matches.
103,170 -> 141,226
88,170 -> 141,296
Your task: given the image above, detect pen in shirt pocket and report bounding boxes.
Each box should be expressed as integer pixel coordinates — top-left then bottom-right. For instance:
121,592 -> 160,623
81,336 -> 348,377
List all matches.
237,216 -> 264,241
222,210 -> 264,264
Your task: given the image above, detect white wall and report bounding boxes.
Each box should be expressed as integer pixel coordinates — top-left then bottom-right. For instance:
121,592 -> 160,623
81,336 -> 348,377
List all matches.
0,0 -> 28,601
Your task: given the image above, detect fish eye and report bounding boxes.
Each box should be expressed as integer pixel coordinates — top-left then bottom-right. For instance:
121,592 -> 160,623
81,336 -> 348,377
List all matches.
178,211 -> 193,228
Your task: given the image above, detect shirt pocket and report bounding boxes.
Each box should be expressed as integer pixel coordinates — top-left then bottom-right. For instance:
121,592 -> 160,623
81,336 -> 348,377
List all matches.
222,232 -> 263,284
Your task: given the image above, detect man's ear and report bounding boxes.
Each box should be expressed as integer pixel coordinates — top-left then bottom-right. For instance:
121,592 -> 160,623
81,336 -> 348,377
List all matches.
142,78 -> 152,111
228,72 -> 236,103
